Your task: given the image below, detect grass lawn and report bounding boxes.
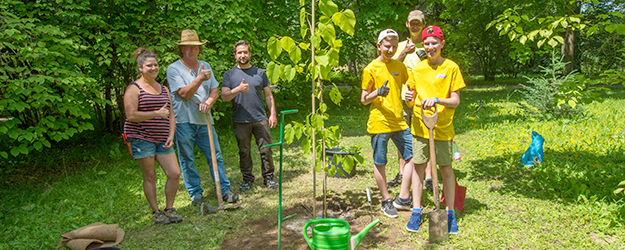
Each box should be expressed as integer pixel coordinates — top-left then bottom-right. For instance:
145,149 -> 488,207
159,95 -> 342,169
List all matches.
1,84 -> 625,249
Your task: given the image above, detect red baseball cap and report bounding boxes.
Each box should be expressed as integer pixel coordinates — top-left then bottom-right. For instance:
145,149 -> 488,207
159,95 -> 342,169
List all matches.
422,25 -> 444,41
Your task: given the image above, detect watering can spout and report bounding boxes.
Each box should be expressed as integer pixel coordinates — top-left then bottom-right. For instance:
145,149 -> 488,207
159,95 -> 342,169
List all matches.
350,219 -> 379,250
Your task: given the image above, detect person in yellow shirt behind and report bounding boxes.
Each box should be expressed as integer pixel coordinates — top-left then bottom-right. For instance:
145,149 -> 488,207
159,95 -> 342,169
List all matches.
404,25 -> 465,234
361,29 -> 414,218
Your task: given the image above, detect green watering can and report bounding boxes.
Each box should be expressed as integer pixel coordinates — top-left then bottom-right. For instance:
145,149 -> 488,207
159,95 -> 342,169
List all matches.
303,218 -> 380,250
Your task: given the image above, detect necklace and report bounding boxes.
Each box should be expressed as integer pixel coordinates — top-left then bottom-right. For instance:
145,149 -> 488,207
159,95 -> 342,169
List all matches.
180,59 -> 198,76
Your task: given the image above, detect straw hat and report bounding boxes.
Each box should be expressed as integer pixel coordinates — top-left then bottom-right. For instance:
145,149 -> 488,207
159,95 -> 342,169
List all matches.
174,30 -> 207,46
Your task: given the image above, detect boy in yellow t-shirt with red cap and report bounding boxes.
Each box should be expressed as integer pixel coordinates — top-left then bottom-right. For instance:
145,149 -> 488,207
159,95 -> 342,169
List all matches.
404,25 -> 465,234
361,29 -> 415,218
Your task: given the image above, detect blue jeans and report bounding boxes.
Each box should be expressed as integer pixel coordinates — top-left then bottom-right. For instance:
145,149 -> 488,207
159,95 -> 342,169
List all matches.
371,128 -> 413,166
175,123 -> 231,199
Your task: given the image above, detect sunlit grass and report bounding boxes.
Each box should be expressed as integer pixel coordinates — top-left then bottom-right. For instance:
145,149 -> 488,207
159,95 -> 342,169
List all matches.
1,85 -> 625,249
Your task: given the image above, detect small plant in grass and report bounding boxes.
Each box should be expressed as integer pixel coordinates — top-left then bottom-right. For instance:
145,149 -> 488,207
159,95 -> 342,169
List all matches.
518,53 -> 603,119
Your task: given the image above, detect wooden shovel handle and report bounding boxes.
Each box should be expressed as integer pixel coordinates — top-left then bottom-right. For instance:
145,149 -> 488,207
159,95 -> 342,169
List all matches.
205,111 -> 224,206
421,105 -> 440,209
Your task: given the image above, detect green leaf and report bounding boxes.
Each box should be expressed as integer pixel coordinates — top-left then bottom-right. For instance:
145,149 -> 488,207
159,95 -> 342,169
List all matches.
319,22 -> 336,44
586,25 -> 598,37
615,188 -> 624,194
519,35 -> 528,45
285,124 -> 295,144
311,33 -> 321,49
328,48 -> 339,66
281,37 -> 296,52
266,62 -> 281,84
553,36 -> 564,44
283,65 -> 296,82
319,0 -> 338,17
568,99 -> 577,108
315,55 -> 329,66
8,128 -> 19,139
319,65 -> 331,80
300,7 -> 308,38
329,86 -> 343,105
339,9 -> 356,36
288,44 -> 302,64
42,139 -> 51,148
34,141 -> 42,151
300,0 -> 305,7
537,39 -> 546,48
267,37 -> 282,60
0,126 -> 7,134
299,42 -> 310,51
0,151 -> 7,158
319,103 -> 327,113
333,39 -> 343,48
547,38 -> 558,47
301,136 -> 310,154
11,147 -> 20,157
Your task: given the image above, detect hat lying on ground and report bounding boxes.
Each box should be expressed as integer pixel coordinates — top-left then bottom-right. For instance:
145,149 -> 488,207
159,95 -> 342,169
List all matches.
56,222 -> 124,250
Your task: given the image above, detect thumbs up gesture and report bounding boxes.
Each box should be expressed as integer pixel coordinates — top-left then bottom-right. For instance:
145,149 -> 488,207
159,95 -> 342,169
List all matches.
377,80 -> 390,97
405,83 -> 415,102
237,79 -> 249,94
198,64 -> 212,81
155,103 -> 170,119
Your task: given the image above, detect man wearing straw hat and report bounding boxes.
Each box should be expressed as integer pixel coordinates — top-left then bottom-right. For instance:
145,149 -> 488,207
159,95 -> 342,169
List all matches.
166,29 -> 239,206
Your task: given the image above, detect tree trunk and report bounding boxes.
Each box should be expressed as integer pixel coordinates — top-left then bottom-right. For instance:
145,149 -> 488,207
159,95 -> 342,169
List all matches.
562,27 -> 575,75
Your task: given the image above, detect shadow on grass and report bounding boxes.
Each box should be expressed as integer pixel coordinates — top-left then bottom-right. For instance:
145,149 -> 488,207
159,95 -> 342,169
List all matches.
467,147 -> 625,210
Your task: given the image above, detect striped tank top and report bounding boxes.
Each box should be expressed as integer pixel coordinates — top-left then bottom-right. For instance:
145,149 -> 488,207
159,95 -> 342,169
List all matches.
123,82 -> 171,143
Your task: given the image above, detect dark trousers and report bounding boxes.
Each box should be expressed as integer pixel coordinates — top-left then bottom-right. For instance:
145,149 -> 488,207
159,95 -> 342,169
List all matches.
233,120 -> 275,182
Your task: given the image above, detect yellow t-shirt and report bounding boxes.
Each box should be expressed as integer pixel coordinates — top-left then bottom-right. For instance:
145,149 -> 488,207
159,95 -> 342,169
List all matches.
407,59 -> 466,140
393,39 -> 425,101
362,59 -> 409,134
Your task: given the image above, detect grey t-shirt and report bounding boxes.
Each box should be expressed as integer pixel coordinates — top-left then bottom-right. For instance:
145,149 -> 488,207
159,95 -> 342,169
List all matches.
166,59 -> 218,125
222,66 -> 270,123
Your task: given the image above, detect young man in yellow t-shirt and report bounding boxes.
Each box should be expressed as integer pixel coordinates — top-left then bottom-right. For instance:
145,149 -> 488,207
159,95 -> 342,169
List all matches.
405,26 -> 465,234
387,10 -> 435,198
361,29 -> 414,218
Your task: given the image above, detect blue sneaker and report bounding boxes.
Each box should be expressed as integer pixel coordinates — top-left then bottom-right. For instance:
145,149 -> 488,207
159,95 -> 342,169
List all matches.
406,213 -> 421,232
448,213 -> 458,234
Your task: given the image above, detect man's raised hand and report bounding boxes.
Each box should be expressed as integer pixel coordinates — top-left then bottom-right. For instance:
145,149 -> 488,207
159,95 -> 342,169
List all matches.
405,83 -> 415,102
238,79 -> 249,93
198,64 -> 212,81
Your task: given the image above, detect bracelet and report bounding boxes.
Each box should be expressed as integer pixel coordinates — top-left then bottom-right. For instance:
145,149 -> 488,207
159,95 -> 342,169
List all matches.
434,97 -> 439,103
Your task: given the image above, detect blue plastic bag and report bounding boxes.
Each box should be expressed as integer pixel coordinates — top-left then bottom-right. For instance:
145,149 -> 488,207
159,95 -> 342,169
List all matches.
520,131 -> 545,167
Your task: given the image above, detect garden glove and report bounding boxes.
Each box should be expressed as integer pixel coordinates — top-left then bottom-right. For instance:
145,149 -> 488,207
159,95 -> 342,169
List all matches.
416,49 -> 427,61
377,80 -> 390,97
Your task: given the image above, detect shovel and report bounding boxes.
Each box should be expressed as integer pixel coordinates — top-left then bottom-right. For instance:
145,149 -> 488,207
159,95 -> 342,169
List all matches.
201,110 -> 241,214
421,105 -> 448,243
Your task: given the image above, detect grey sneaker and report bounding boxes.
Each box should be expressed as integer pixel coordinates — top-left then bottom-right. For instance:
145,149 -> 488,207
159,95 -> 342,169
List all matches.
191,196 -> 203,206
393,196 -> 412,211
424,178 -> 433,191
222,192 -> 239,203
152,210 -> 170,225
264,177 -> 278,189
387,173 -> 402,188
381,198 -> 398,218
164,208 -> 183,223
239,181 -> 253,192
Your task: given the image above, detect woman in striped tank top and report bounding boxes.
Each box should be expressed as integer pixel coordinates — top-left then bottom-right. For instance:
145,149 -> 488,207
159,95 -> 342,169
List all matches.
123,47 -> 183,225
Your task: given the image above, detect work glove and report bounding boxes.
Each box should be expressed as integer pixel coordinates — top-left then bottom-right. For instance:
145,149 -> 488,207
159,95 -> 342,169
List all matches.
377,80 -> 390,97
416,49 -> 428,61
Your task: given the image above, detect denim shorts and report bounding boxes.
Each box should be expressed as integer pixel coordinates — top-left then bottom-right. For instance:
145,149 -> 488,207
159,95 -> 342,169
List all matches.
371,128 -> 413,166
129,138 -> 175,159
